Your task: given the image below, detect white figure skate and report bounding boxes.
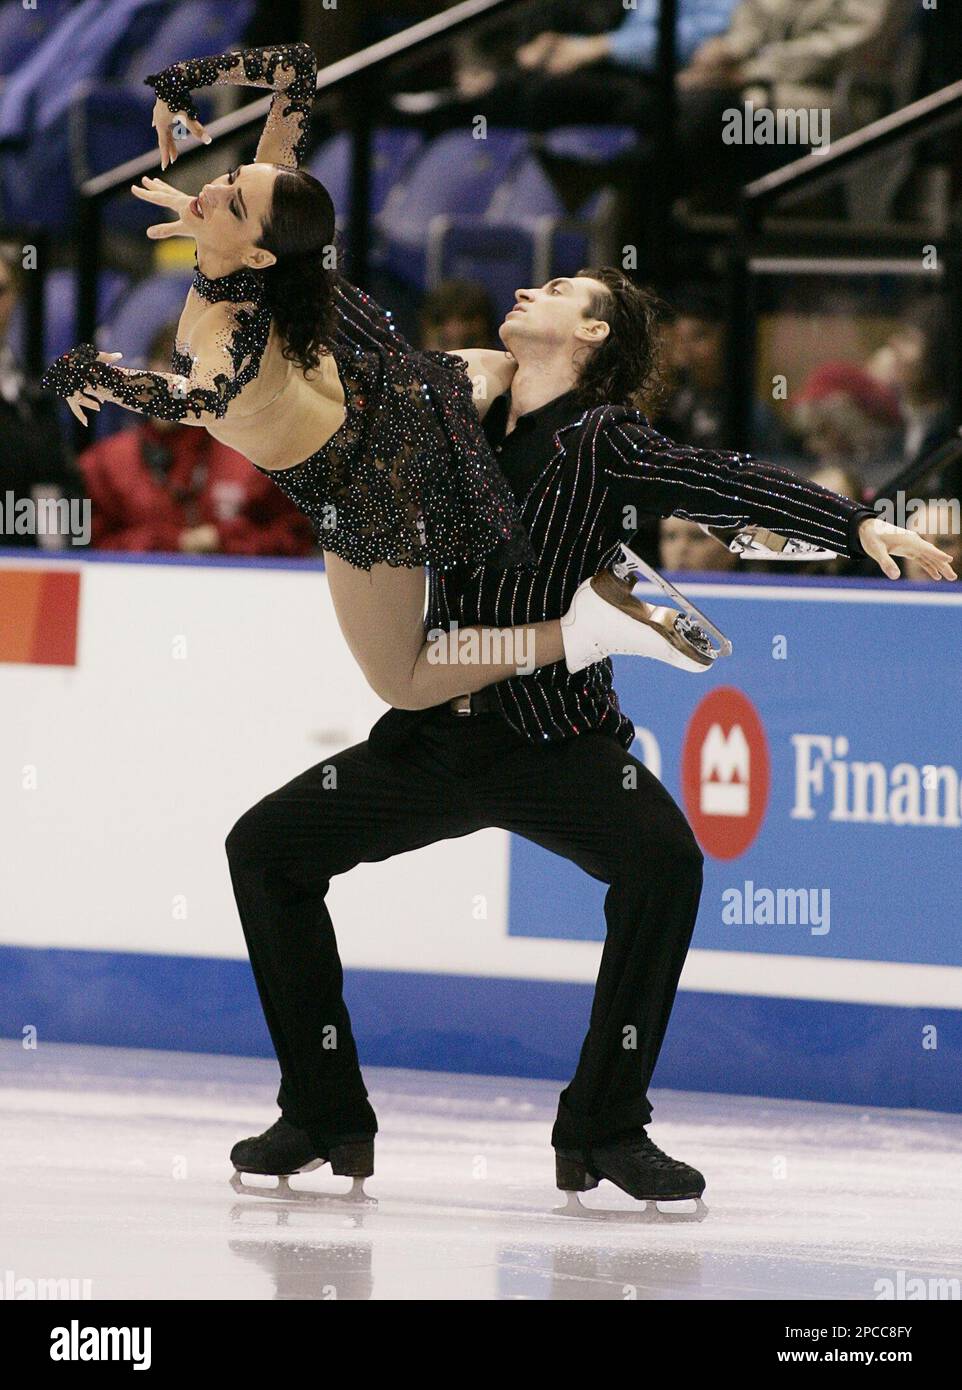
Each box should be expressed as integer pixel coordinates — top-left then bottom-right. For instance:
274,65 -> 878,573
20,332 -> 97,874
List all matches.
561,543 -> 732,675
698,522 -> 838,561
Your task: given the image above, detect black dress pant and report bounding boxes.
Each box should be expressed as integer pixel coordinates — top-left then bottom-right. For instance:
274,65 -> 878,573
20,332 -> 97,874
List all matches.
225,705 -> 704,1152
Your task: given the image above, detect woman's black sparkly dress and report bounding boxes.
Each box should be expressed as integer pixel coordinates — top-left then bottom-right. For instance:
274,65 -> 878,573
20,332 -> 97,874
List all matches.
41,42 -> 534,573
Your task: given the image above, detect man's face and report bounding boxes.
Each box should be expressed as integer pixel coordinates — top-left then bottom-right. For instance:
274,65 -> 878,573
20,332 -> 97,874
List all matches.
499,276 -> 609,354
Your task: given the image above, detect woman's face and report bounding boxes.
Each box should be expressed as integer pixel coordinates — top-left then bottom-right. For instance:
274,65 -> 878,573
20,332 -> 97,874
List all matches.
184,162 -> 279,267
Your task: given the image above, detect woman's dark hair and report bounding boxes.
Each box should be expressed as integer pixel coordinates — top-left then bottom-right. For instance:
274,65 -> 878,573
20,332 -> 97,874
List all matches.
573,266 -> 665,412
256,168 -> 337,377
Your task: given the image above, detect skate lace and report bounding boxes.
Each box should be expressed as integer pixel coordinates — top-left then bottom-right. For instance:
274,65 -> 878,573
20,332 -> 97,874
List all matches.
259,1118 -> 299,1145
606,1133 -> 684,1170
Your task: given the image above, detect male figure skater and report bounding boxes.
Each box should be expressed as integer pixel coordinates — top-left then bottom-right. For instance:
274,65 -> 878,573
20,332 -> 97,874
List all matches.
226,268 -> 955,1205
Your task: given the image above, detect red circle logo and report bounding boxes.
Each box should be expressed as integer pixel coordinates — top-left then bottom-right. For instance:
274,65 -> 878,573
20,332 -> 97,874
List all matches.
681,686 -> 769,860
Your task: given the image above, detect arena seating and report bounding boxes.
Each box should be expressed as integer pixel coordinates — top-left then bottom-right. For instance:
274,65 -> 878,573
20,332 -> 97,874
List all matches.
0,0 -> 251,231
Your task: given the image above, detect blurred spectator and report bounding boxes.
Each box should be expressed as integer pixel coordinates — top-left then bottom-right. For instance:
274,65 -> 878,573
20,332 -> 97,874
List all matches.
677,0 -> 910,111
657,286 -> 786,454
419,1 -> 907,190
77,325 -> 314,556
866,297 -> 955,473
0,246 -> 81,549
419,279 -> 497,351
902,499 -> 962,580
419,0 -> 736,130
515,0 -> 736,81
789,361 -> 901,491
660,516 -> 740,572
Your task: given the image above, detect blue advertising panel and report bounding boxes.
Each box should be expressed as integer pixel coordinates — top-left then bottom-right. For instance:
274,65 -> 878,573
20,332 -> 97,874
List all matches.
509,575 -> 962,973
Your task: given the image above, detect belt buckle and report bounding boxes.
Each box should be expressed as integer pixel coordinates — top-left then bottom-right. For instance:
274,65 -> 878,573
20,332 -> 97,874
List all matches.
450,694 -> 472,717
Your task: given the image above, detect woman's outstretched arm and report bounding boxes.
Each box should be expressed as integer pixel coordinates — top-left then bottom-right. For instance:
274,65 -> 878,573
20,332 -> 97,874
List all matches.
42,300 -> 271,427
325,555 -> 564,711
145,41 -> 317,169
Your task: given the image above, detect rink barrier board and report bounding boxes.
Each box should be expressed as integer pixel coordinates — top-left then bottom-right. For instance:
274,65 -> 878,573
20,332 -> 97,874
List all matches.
2,944 -> 960,1113
2,550 -> 961,1113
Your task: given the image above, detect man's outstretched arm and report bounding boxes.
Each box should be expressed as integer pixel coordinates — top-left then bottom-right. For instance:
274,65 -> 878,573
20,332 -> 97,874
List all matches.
598,414 -> 957,580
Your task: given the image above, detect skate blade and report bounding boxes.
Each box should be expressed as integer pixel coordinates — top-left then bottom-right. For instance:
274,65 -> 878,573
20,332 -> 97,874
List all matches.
613,546 -> 732,660
229,1170 -> 377,1206
557,1191 -> 709,1223
698,523 -> 838,562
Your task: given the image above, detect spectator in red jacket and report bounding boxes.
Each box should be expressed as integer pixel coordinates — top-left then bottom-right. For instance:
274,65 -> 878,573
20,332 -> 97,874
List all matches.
77,324 -> 315,556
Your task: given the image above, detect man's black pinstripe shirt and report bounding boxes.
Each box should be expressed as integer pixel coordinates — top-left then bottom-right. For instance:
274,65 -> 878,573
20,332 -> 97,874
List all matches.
423,387 -> 877,750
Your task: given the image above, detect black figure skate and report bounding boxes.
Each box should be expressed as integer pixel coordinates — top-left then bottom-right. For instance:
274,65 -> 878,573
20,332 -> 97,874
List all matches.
555,1131 -> 708,1222
229,1118 -> 376,1205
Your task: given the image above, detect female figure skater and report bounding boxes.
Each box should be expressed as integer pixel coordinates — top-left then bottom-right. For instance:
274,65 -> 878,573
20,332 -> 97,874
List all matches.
42,42 -> 704,707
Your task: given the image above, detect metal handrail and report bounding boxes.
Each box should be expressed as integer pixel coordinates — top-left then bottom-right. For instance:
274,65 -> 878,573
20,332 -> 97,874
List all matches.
80,0 -> 528,201
64,0 -> 683,453
726,78 -> 962,451
743,77 -> 962,211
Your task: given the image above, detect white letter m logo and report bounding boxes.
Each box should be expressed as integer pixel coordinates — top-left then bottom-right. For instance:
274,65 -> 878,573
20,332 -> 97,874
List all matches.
700,723 -> 750,816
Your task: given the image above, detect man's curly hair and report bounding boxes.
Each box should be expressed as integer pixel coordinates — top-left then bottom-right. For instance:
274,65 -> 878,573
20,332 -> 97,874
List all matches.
573,266 -> 666,414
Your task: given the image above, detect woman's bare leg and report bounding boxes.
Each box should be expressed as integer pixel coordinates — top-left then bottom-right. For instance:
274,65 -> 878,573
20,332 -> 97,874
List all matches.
325,553 -> 564,709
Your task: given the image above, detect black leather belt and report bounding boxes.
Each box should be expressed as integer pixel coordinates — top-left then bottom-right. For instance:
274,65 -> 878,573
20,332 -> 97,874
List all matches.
448,688 -> 502,716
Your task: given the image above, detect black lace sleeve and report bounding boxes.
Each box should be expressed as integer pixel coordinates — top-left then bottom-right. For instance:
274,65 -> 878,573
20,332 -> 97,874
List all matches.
42,300 -> 272,424
144,41 -> 317,168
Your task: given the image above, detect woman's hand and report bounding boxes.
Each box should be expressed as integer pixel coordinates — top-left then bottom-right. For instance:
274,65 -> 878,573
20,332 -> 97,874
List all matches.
130,176 -> 192,239
65,352 -> 122,426
150,96 -> 210,170
858,516 -> 958,581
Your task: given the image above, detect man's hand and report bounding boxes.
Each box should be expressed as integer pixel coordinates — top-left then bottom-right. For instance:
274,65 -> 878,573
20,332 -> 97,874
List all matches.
858,516 -> 958,581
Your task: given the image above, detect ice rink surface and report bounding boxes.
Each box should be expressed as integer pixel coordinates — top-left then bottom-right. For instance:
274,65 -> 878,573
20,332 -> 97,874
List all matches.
2,1040 -> 961,1302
